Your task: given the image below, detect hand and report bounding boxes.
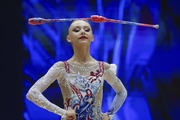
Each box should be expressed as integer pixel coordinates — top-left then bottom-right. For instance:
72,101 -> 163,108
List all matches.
102,113 -> 110,120
66,110 -> 76,120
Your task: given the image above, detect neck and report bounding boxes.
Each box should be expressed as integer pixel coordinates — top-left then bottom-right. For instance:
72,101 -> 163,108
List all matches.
72,45 -> 92,64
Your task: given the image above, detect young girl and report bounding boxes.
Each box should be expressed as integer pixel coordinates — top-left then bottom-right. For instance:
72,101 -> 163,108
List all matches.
26,18 -> 127,120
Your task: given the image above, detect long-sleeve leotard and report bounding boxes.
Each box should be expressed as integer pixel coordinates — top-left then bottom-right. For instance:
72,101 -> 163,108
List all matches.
26,61 -> 127,120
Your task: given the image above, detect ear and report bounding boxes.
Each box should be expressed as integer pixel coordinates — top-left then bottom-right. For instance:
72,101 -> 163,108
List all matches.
91,35 -> 94,42
66,35 -> 71,42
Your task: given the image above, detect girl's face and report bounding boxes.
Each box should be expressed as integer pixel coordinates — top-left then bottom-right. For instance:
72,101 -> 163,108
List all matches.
67,20 -> 94,46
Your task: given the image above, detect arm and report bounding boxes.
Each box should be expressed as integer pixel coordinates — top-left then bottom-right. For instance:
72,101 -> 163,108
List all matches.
26,62 -> 66,118
103,63 -> 127,119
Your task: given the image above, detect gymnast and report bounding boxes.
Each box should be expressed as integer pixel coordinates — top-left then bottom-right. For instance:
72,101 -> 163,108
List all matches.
26,15 -> 128,120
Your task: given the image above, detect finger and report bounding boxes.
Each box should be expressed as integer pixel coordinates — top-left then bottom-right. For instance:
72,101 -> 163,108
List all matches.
67,118 -> 75,120
72,115 -> 76,119
66,116 -> 73,120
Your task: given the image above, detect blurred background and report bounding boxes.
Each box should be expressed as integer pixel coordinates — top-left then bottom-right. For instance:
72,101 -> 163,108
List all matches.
1,0 -> 180,120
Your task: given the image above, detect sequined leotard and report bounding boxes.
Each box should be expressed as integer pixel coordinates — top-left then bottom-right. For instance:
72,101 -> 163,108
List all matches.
26,61 -> 127,120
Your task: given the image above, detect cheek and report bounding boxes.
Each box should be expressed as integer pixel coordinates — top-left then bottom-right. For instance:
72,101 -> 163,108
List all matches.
71,33 -> 79,38
90,35 -> 94,40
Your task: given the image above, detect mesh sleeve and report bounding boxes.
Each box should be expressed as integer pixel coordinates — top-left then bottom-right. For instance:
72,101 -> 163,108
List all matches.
26,62 -> 66,118
104,64 -> 127,119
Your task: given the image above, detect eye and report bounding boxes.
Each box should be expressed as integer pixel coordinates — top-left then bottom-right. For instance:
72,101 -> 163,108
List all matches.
84,27 -> 90,32
73,28 -> 80,32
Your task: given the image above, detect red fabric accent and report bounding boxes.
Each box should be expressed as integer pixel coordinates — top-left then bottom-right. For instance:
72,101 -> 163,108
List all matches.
63,61 -> 70,73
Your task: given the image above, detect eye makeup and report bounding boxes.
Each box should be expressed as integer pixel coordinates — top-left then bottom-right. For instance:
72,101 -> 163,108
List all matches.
72,26 -> 91,32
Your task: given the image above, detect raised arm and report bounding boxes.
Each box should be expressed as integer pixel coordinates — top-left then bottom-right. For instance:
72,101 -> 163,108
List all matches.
26,62 -> 66,118
103,63 -> 127,119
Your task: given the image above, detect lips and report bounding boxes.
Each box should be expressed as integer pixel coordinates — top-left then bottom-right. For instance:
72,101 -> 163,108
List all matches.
79,36 -> 88,39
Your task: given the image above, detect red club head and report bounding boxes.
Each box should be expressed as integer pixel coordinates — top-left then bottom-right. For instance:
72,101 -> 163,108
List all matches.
28,18 -> 38,25
90,15 -> 107,23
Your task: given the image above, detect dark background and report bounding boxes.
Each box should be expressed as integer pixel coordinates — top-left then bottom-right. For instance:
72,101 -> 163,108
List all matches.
0,0 -> 24,120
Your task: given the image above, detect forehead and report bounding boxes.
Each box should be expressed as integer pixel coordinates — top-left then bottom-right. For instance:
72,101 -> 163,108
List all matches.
70,20 -> 91,28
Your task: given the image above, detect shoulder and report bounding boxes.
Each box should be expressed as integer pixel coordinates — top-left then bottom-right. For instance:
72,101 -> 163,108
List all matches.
103,62 -> 117,70
52,61 -> 65,68
103,62 -> 111,70
102,62 -> 117,74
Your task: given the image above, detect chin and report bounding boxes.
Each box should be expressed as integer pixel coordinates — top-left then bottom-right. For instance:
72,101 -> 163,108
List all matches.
78,40 -> 89,44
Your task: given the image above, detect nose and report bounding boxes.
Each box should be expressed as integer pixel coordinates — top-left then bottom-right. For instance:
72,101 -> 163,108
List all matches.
80,29 -> 85,35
